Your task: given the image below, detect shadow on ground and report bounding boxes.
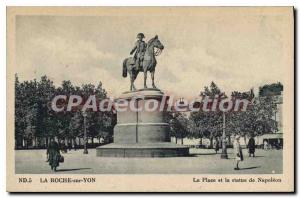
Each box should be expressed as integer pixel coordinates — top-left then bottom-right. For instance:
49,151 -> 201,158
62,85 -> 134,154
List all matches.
56,168 -> 91,172
189,153 -> 217,157
189,152 -> 234,157
239,166 -> 261,170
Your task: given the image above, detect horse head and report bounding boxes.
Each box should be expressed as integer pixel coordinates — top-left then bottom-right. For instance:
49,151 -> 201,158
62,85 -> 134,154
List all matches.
152,35 -> 164,50
148,35 -> 164,49
147,35 -> 164,56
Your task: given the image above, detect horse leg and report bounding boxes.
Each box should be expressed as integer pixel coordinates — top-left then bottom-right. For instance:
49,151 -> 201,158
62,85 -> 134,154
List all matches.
151,71 -> 156,89
130,73 -> 136,91
132,84 -> 136,91
131,76 -> 136,91
144,71 -> 147,89
129,72 -> 133,91
132,71 -> 138,90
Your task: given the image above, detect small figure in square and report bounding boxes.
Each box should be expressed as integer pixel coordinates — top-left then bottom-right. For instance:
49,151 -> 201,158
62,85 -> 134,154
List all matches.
214,137 -> 220,154
46,139 -> 61,171
247,135 -> 256,157
234,135 -> 243,170
264,140 -> 269,150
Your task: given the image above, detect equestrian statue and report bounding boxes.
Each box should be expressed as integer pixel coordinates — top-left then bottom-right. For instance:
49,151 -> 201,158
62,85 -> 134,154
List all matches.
122,33 -> 164,91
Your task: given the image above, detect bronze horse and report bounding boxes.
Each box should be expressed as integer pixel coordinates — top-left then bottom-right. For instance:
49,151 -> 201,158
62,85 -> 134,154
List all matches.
122,35 -> 164,91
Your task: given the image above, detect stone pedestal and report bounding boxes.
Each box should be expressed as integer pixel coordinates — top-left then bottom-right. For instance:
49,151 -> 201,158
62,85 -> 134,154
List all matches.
96,88 -> 189,157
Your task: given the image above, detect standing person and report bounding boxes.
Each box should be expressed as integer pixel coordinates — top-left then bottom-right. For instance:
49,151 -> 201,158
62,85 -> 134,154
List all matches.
264,140 -> 269,150
73,139 -> 77,151
214,137 -> 220,154
248,135 -> 256,157
234,135 -> 243,170
61,140 -> 67,153
46,147 -> 49,162
47,139 -> 61,172
68,140 -> 72,151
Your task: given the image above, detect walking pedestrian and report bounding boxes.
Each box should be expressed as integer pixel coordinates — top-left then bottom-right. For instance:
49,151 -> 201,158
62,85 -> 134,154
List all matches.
248,135 -> 256,157
264,140 -> 269,150
234,135 -> 243,170
46,139 -> 61,171
214,137 -> 220,154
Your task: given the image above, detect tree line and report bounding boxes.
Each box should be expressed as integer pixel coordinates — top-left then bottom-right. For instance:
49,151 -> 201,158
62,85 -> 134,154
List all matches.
167,82 -> 280,148
15,74 -> 281,149
15,74 -> 116,149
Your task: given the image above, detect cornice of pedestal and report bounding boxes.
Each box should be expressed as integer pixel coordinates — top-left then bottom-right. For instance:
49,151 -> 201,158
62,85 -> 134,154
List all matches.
118,88 -> 165,100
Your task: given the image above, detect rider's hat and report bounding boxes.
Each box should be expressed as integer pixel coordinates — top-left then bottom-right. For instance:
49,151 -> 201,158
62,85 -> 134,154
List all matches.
137,33 -> 145,39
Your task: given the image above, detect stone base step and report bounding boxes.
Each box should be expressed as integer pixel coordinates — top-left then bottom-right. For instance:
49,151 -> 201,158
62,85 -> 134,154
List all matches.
96,143 -> 189,157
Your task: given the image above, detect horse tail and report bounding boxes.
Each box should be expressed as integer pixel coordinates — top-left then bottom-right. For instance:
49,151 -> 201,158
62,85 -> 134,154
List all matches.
122,58 -> 127,78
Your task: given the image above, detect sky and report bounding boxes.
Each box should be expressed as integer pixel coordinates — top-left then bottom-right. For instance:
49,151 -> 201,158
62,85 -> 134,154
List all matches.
15,7 -> 293,98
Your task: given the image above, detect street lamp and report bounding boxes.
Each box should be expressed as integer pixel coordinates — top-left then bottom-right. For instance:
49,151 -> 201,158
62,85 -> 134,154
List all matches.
220,111 -> 228,159
82,110 -> 88,154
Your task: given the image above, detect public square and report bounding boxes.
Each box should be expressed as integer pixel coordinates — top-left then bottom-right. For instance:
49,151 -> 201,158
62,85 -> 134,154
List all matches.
15,148 -> 282,174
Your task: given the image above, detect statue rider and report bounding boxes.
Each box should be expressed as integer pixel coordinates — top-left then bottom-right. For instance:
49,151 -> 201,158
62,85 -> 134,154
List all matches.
130,33 -> 147,71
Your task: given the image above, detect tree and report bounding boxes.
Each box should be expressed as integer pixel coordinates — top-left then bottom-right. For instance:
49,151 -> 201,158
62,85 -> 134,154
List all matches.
19,78 -> 39,148
190,81 -> 225,148
186,118 -> 204,146
15,75 -> 27,148
259,82 -> 283,97
168,112 -> 189,144
227,89 -> 278,144
35,76 -> 56,146
69,111 -> 83,146
80,82 -> 109,145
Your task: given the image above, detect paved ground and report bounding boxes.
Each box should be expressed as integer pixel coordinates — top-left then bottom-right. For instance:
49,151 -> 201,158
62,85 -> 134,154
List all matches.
15,148 -> 282,174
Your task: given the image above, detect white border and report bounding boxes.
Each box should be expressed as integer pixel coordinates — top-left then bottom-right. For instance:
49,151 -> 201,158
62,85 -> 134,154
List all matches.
1,0 -> 298,197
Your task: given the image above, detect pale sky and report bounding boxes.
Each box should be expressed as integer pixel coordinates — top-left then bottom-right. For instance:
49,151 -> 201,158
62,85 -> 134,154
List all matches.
15,7 -> 293,98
